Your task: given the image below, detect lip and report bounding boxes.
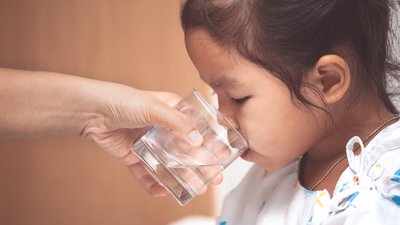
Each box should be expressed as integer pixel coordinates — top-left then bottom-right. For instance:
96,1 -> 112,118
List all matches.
240,148 -> 251,159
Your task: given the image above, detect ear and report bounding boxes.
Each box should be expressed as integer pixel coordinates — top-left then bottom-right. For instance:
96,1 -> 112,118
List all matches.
306,55 -> 351,104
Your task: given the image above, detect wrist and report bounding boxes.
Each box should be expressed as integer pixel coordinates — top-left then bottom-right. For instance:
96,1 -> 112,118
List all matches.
73,78 -> 112,140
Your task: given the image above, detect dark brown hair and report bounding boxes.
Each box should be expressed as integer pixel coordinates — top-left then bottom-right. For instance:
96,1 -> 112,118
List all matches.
181,0 -> 400,113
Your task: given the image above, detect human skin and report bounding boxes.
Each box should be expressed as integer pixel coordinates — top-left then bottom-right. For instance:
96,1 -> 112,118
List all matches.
0,67 -> 221,196
185,29 -> 395,194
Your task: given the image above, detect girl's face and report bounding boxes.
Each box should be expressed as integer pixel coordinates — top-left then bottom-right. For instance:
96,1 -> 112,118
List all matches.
185,29 -> 327,170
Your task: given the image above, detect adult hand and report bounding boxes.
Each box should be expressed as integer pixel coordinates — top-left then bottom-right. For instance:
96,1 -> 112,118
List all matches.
81,84 -> 222,196
0,68 -> 222,197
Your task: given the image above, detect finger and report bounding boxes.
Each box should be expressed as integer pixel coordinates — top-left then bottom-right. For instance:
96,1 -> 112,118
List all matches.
211,174 -> 223,185
144,91 -> 181,106
146,99 -> 203,145
149,184 -> 169,197
118,150 -> 140,166
129,126 -> 152,144
198,186 -> 208,195
128,163 -> 168,197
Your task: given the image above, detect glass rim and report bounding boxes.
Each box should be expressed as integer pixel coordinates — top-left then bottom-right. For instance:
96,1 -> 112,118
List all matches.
192,88 -> 248,150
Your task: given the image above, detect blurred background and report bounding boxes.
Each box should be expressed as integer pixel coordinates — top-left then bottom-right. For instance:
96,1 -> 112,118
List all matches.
0,1 -> 255,225
1,1 -> 398,225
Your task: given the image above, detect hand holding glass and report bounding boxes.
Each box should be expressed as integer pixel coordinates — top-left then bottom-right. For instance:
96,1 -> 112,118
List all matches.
131,89 -> 248,205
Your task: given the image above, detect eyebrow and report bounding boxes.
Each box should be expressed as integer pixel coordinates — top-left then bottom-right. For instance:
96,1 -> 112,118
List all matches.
210,76 -> 239,89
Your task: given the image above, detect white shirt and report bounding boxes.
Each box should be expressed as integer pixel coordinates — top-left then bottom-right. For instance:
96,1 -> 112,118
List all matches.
218,120 -> 400,225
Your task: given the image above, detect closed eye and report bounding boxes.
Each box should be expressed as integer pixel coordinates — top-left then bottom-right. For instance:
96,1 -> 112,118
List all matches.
231,96 -> 250,105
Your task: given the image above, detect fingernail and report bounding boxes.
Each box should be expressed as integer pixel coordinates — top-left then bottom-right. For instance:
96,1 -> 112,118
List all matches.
188,130 -> 202,144
155,192 -> 168,197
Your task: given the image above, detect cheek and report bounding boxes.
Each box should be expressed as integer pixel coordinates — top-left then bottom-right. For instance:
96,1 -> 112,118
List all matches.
237,96 -> 320,168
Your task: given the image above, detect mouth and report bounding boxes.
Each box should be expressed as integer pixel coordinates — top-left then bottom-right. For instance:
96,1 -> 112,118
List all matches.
240,148 -> 251,159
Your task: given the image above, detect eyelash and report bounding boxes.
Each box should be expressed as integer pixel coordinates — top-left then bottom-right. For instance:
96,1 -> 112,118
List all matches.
211,91 -> 249,105
230,96 -> 249,105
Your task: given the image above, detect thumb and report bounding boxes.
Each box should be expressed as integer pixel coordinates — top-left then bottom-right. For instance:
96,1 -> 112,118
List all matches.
145,99 -> 203,145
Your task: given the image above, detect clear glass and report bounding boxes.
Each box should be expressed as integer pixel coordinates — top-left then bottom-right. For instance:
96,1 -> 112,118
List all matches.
131,89 -> 248,205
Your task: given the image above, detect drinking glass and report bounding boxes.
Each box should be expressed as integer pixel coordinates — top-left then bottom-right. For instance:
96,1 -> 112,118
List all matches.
131,89 -> 248,205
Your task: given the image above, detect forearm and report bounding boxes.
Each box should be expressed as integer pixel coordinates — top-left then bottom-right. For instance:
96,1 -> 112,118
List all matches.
0,68 -> 105,138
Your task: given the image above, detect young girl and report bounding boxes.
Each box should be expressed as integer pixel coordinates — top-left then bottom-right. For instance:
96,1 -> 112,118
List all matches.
181,0 -> 400,224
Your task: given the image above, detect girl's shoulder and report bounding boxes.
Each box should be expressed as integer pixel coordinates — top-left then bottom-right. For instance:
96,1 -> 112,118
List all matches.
332,120 -> 400,213
321,123 -> 400,224
364,119 -> 400,190
343,119 -> 400,180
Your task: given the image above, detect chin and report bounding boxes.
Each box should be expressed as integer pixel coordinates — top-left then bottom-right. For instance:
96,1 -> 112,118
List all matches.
240,149 -> 265,164
240,149 -> 285,170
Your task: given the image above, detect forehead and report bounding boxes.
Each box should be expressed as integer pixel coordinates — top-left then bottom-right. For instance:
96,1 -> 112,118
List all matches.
207,75 -> 239,89
185,29 -> 241,87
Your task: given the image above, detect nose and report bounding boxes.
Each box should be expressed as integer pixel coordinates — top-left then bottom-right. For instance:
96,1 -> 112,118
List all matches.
217,107 -> 247,150
217,111 -> 238,130
215,98 -> 239,130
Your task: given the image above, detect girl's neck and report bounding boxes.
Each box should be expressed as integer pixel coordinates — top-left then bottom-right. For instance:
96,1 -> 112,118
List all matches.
300,93 -> 398,194
308,96 -> 395,161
